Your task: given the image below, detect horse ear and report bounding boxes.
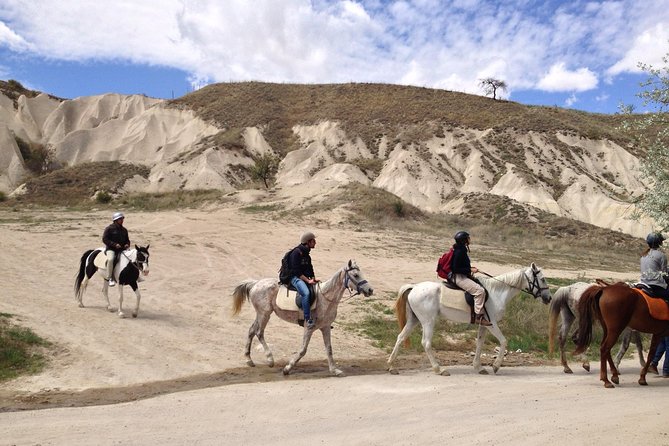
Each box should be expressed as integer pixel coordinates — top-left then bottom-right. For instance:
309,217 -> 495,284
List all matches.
531,262 -> 537,270
135,244 -> 139,250
348,259 -> 353,268
146,243 -> 150,250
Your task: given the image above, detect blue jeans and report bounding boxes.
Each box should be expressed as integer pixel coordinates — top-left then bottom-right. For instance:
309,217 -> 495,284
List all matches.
651,336 -> 669,375
290,277 -> 311,321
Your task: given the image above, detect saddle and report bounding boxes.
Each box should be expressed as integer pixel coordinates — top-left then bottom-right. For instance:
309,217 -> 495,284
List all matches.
633,285 -> 669,320
439,281 -> 489,323
275,284 -> 317,321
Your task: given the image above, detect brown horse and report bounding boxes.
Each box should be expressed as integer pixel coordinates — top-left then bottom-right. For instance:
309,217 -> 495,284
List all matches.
574,282 -> 669,388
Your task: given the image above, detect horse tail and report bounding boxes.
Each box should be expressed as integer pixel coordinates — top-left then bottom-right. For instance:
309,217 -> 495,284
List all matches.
548,287 -> 568,355
232,280 -> 256,316
395,284 -> 414,348
573,285 -> 603,355
74,249 -> 95,300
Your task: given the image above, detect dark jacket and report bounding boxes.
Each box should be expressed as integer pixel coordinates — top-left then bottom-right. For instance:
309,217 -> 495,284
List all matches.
288,244 -> 314,279
102,222 -> 130,252
450,243 -> 472,277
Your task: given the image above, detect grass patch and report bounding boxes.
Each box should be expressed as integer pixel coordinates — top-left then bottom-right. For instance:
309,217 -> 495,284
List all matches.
0,314 -> 51,382
117,189 -> 231,211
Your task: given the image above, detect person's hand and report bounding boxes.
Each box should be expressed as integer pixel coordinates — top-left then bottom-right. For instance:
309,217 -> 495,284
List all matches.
471,267 -> 479,274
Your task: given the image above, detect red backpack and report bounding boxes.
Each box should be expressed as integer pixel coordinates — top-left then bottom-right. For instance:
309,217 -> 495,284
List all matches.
436,247 -> 454,280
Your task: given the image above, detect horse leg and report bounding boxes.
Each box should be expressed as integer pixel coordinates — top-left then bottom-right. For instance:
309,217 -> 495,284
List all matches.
244,320 -> 259,367
282,329 -> 315,375
613,327 -> 632,369
599,330 -> 619,388
102,281 -> 114,312
254,312 -> 274,367
387,313 -> 419,375
608,354 -> 620,385
639,334 -> 661,386
321,326 -> 344,377
131,285 -> 141,318
117,286 -> 126,318
77,276 -> 89,308
421,319 -> 449,376
559,315 -> 574,373
633,330 -> 646,367
486,325 -> 507,374
472,325 -> 490,375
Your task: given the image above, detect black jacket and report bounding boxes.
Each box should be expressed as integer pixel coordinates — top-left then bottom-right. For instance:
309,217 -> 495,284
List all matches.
102,222 -> 130,252
450,243 -> 472,276
288,244 -> 314,279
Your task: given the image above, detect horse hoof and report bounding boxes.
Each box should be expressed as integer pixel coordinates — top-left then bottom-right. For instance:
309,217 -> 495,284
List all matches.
564,368 -> 573,374
439,368 -> 450,376
267,360 -> 274,368
107,307 -> 114,313
132,313 -> 138,318
604,382 -> 615,388
492,366 -> 499,374
388,368 -> 399,375
333,369 -> 345,377
478,369 -> 489,375
282,366 -> 291,376
118,312 -> 126,318
612,376 -> 620,385
583,365 -> 591,372
639,378 -> 648,386
78,303 -> 84,308
246,359 -> 255,367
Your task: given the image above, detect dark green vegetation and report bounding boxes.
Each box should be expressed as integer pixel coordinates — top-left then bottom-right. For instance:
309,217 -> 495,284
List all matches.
0,313 -> 51,382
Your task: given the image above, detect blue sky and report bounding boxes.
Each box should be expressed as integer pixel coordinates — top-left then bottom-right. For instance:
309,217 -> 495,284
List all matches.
1,0 -> 668,114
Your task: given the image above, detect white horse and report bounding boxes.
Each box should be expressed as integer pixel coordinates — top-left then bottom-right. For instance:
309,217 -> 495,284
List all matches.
74,245 -> 150,318
548,282 -> 645,373
387,263 -> 552,375
232,259 -> 374,376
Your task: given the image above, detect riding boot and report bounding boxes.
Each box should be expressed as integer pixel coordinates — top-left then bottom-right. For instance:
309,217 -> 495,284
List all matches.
475,313 -> 492,326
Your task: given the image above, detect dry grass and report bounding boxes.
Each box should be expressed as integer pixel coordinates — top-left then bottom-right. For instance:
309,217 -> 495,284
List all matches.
170,82 -> 644,157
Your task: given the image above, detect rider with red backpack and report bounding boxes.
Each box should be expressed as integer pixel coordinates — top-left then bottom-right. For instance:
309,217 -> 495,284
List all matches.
449,231 -> 491,326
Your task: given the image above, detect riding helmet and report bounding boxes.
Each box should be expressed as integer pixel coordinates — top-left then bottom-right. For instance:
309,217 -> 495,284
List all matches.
646,232 -> 665,248
300,231 -> 316,244
112,211 -> 125,221
454,231 -> 470,243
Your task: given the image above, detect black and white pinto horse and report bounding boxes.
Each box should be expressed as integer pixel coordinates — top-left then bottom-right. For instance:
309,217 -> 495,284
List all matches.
74,245 -> 150,318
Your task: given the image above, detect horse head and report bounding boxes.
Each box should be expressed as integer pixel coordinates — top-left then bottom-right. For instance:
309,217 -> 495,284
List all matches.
134,244 -> 150,276
344,259 -> 374,297
525,262 -> 551,304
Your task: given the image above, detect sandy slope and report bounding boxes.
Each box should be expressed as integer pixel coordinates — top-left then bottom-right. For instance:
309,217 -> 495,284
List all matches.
1,204 -> 663,444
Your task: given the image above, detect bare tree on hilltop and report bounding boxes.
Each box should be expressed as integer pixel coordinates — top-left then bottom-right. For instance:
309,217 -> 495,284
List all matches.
479,77 -> 507,100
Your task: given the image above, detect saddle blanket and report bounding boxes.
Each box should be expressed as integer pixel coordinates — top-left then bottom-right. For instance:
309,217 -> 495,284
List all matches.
439,283 -> 471,313
276,286 -> 316,312
637,289 -> 669,320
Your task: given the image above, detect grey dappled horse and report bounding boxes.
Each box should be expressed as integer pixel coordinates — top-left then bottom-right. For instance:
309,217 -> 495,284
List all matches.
74,245 -> 150,318
548,282 -> 645,373
232,259 -> 373,376
388,263 -> 551,375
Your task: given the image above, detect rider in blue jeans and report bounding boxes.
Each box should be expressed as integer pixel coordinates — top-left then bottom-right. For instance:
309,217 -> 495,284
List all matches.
288,232 -> 319,329
649,336 -> 669,377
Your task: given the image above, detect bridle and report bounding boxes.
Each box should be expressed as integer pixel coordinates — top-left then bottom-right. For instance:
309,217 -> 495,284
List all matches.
523,268 -> 550,299
122,249 -> 150,272
343,264 -> 369,298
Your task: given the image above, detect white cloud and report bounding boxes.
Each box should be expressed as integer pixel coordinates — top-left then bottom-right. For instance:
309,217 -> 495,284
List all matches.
608,23 -> 669,75
537,62 -> 598,92
565,93 -> 578,107
0,0 -> 668,98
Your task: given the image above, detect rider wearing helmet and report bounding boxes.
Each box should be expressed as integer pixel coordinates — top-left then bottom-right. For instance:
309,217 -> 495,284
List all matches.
288,231 -> 320,329
640,232 -> 668,300
450,231 -> 492,326
102,212 -> 131,287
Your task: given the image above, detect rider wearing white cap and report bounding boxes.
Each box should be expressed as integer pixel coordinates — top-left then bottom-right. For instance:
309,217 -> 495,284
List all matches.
102,212 -> 130,287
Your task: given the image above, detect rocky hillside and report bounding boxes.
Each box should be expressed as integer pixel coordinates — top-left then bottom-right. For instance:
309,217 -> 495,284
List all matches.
0,80 -> 656,237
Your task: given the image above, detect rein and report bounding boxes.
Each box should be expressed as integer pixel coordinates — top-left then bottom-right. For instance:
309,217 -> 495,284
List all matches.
478,268 -> 548,299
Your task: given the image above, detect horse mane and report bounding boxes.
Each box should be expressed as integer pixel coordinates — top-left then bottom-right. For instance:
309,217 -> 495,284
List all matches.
479,268 -> 526,296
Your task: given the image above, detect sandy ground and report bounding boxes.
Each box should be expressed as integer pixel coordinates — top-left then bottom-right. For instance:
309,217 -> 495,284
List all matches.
0,204 -> 665,445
